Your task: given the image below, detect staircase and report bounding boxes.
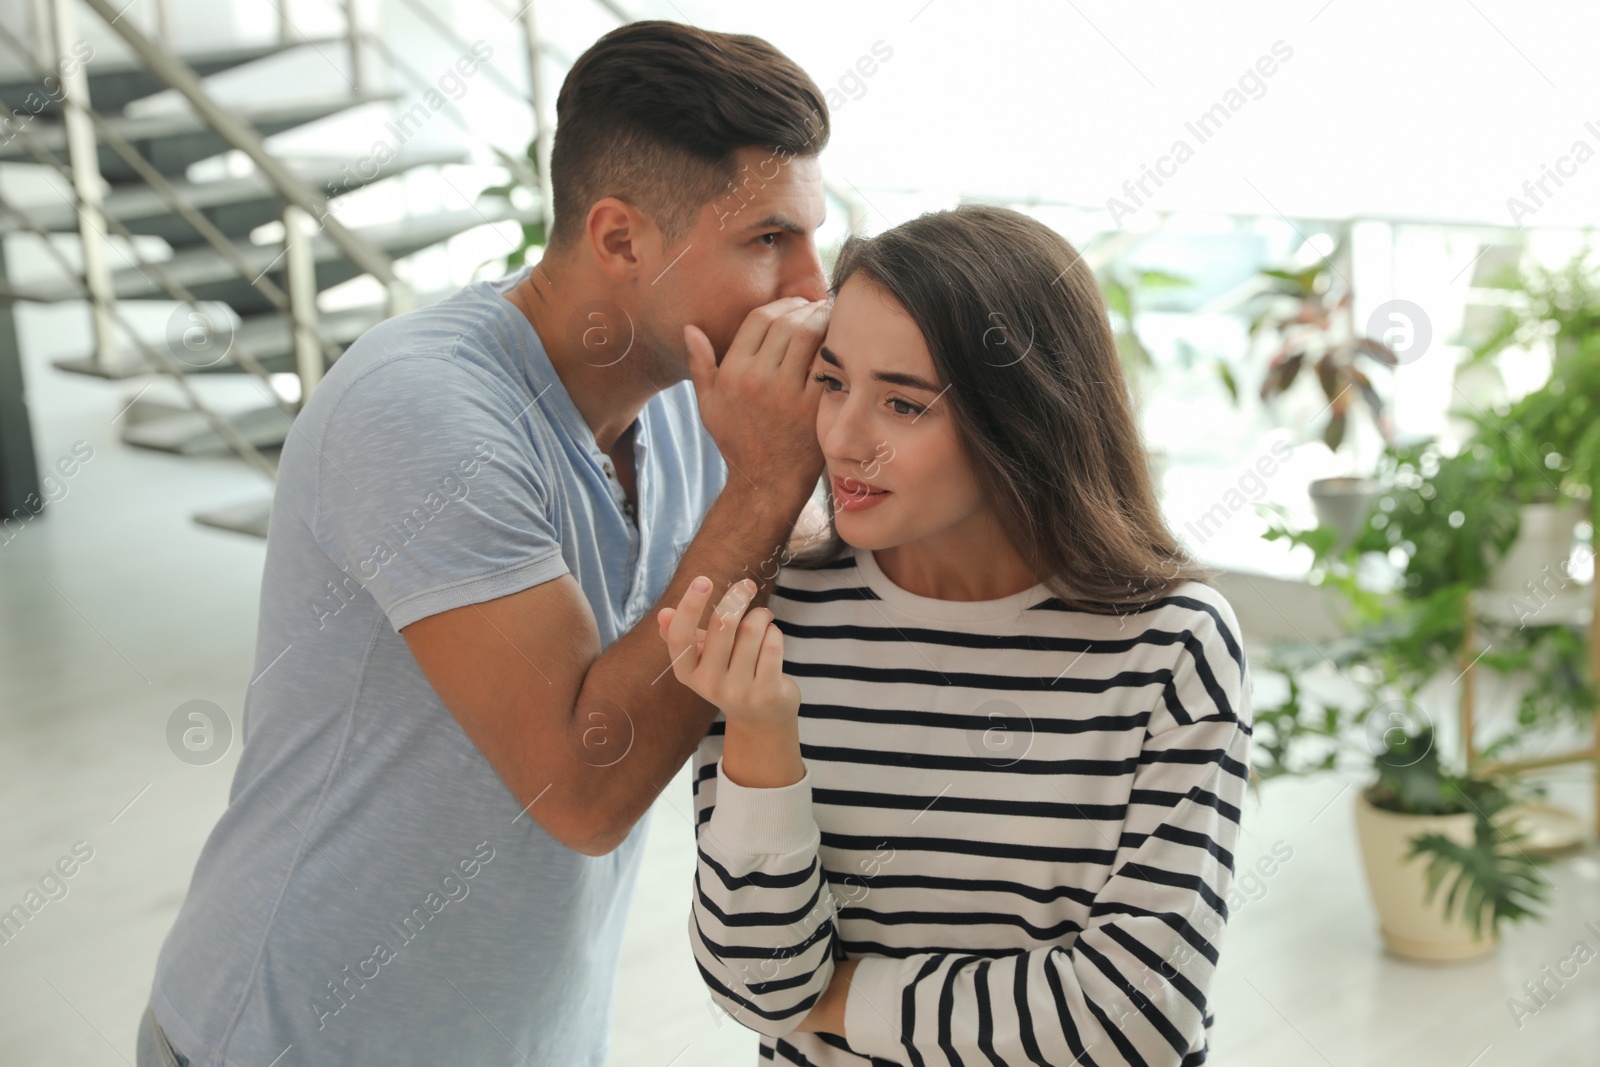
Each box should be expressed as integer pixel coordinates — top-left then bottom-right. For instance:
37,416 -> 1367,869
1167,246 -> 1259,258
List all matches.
0,4 -> 542,535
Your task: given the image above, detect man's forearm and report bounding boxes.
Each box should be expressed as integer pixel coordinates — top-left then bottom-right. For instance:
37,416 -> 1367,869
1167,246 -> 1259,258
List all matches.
570,480 -> 817,851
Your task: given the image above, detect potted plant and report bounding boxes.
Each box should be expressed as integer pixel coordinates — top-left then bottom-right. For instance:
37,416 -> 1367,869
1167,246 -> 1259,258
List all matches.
1355,725 -> 1549,960
1252,432 -> 1590,959
1246,245 -> 1600,960
1244,231 -> 1400,544
1461,249 -> 1600,596
1252,630 -> 1556,961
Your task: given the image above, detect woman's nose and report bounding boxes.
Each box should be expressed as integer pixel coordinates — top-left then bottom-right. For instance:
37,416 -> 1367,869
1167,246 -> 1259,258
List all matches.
821,409 -> 878,469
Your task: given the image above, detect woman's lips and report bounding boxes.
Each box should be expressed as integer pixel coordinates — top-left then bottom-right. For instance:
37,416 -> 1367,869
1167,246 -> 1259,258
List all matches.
833,475 -> 891,512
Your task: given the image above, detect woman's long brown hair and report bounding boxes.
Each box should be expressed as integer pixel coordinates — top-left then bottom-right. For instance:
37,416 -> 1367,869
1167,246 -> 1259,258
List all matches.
787,203 -> 1216,611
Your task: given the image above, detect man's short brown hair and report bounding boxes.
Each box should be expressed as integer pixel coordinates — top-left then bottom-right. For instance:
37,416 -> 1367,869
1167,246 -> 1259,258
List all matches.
548,20 -> 831,250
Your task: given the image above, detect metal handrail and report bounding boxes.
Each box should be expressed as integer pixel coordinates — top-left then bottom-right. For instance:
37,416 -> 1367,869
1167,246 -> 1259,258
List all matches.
355,30 -> 541,193
0,100 -> 304,397
76,0 -> 405,306
0,21 -> 349,373
0,187 -> 282,481
42,0 -> 118,366
515,0 -> 555,230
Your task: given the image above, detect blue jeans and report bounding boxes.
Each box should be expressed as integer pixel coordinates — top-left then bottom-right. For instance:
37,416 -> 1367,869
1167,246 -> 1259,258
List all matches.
136,1005 -> 191,1067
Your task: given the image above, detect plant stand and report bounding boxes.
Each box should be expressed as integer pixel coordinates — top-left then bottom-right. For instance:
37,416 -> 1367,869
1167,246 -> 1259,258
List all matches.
1457,561 -> 1600,848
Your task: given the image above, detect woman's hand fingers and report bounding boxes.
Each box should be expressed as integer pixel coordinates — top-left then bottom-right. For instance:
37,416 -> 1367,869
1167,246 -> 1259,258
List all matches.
754,615 -> 785,688
754,618 -> 801,716
727,604 -> 775,692
658,578 -> 797,721
656,607 -> 706,656
660,577 -> 757,704
702,579 -> 757,680
661,577 -> 717,682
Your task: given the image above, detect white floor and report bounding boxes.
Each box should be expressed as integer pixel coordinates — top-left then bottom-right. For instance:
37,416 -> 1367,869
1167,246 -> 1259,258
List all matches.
3,308 -> 1599,1067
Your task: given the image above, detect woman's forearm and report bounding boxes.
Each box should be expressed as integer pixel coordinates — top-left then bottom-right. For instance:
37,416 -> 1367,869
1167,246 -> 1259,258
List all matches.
790,957 -> 858,1035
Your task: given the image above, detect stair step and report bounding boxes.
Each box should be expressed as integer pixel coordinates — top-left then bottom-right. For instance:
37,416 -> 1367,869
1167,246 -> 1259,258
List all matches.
12,202 -> 536,314
0,38 -> 346,116
0,91 -> 401,182
52,290 -> 452,380
52,303 -> 380,380
121,401 -> 293,454
0,146 -> 469,243
193,497 -> 274,538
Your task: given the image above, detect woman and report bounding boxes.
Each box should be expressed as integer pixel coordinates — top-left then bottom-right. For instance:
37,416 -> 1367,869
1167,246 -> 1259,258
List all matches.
658,204 -> 1252,1067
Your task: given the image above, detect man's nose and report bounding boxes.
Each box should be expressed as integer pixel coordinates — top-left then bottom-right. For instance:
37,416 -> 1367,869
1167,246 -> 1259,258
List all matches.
782,247 -> 829,303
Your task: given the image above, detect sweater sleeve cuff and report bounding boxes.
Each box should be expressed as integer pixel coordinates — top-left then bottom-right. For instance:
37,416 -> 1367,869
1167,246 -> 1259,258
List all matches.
703,757 -> 819,857
844,955 -> 907,1061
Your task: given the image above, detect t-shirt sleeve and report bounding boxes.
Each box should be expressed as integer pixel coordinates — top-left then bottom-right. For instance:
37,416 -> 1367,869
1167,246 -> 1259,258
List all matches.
309,355 -> 570,632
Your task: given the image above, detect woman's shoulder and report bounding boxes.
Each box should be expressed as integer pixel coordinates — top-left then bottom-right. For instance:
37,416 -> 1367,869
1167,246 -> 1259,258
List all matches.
1036,577 -> 1239,635
1032,578 -> 1247,676
1135,579 -> 1246,667
1147,579 -> 1243,639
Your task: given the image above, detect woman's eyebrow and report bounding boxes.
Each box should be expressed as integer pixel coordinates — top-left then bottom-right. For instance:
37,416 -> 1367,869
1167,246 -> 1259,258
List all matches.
819,345 -> 942,394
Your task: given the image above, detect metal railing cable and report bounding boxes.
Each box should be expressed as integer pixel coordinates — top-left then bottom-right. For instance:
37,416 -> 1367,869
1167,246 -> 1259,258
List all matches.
0,21 -> 350,373
354,29 -> 541,192
76,0 -> 406,307
0,184 -> 282,481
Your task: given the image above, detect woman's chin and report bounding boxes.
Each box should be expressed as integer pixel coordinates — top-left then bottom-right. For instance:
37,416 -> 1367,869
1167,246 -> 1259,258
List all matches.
833,523 -> 896,552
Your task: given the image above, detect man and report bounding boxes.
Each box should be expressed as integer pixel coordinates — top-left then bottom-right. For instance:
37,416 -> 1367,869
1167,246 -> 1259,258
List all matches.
137,20 -> 834,1066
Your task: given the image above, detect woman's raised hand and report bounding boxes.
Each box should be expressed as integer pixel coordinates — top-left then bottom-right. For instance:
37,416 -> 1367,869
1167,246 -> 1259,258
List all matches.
657,576 -> 800,726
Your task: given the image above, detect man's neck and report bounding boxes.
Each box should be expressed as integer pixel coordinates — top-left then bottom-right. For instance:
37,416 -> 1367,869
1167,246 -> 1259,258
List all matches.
505,260 -> 659,455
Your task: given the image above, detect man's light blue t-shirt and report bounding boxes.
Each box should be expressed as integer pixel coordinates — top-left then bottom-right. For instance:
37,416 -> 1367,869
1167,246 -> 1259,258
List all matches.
147,266 -> 727,1066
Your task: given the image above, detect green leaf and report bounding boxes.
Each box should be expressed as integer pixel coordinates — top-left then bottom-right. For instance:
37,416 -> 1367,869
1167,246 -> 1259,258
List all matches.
1135,269 -> 1191,290
1103,280 -> 1131,321
1322,411 -> 1347,452
1407,819 -> 1551,940
1216,360 -> 1239,403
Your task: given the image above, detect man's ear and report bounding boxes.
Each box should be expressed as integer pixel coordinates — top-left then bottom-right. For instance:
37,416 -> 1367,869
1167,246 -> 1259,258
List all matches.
585,197 -> 658,283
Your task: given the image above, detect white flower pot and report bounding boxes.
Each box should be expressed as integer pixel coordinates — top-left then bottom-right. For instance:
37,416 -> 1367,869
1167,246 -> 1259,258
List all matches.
1309,476 -> 1382,548
1485,500 -> 1584,596
1352,787 -> 1498,962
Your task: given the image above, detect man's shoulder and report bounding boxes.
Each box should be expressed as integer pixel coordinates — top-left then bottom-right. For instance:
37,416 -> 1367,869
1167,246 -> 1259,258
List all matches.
277,317 -> 547,528
303,337 -> 527,450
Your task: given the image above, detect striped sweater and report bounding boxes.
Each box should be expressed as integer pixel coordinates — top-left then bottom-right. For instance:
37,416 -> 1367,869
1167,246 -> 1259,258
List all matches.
688,545 -> 1253,1067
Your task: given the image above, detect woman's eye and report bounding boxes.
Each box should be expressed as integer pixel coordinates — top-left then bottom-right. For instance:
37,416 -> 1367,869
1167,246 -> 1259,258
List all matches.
811,373 -> 923,417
